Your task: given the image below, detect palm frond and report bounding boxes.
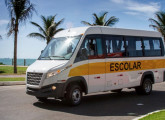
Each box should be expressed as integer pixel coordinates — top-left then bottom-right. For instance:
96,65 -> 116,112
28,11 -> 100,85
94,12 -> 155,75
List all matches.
27,33 -> 45,40
81,21 -> 93,26
7,17 -> 15,37
156,12 -> 165,26
5,0 -> 36,36
48,22 -> 64,38
30,14 -> 64,44
52,28 -> 64,36
149,11 -> 165,38
30,21 -> 46,36
93,13 -> 102,25
104,16 -> 119,26
81,12 -> 119,26
55,18 -> 64,27
19,3 -> 36,23
100,12 -> 108,24
41,15 -> 56,32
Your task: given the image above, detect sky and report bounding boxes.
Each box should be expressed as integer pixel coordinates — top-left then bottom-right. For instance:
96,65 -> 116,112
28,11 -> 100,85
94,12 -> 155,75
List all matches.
0,0 -> 165,59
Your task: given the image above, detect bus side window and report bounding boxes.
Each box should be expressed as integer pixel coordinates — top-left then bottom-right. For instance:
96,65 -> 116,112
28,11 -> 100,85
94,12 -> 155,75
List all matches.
105,36 -> 125,57
126,37 -> 143,57
143,39 -> 151,56
152,39 -> 161,56
74,39 -> 89,63
88,37 -> 104,59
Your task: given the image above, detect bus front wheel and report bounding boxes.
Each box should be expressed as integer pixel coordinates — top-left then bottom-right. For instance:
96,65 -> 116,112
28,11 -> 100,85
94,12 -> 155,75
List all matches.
65,84 -> 82,106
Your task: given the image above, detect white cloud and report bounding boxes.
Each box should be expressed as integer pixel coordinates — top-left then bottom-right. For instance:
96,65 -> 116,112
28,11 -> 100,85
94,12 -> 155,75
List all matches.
0,20 -> 9,26
124,11 -> 139,16
110,0 -> 160,17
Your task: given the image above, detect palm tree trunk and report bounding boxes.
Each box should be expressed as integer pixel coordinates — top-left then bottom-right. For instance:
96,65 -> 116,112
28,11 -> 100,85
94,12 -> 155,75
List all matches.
14,20 -> 18,73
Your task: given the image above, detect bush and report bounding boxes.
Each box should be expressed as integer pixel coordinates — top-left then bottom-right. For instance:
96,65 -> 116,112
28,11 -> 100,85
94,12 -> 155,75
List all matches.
0,62 -> 5,65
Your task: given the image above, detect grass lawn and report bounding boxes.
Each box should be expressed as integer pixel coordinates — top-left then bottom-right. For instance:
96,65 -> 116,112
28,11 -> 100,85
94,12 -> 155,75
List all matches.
0,66 -> 27,75
139,110 -> 165,120
0,77 -> 25,81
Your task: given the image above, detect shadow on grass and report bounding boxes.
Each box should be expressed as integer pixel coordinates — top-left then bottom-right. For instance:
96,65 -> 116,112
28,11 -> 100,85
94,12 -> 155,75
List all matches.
33,90 -> 165,117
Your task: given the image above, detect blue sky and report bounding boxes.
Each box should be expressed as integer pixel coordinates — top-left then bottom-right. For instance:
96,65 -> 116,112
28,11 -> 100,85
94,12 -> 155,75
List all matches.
0,0 -> 165,59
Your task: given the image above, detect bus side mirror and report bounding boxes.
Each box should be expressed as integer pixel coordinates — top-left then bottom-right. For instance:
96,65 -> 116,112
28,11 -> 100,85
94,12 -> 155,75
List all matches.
81,48 -> 87,56
41,50 -> 44,54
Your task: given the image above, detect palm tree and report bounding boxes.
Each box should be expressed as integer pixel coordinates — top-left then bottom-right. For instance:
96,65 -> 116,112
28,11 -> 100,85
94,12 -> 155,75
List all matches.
81,12 -> 119,26
5,0 -> 36,73
149,11 -> 165,41
28,15 -> 64,44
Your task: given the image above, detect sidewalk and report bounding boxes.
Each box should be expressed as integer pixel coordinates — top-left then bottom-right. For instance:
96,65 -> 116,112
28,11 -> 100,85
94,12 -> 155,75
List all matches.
0,81 -> 25,86
0,75 -> 26,78
0,74 -> 26,86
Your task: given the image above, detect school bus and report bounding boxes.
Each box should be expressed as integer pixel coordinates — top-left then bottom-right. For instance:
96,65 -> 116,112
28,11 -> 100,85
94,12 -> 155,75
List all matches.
26,26 -> 165,105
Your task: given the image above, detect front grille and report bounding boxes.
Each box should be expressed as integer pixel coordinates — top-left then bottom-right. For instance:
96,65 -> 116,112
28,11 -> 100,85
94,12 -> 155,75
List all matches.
27,72 -> 43,85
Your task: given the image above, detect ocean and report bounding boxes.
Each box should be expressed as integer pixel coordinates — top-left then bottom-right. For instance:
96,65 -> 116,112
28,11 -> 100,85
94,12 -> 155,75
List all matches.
0,58 -> 36,66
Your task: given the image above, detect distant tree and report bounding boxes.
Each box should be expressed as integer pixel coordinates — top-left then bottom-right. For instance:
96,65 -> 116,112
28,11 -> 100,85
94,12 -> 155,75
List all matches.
149,11 -> 165,41
5,0 -> 36,73
28,15 -> 64,44
81,12 -> 119,26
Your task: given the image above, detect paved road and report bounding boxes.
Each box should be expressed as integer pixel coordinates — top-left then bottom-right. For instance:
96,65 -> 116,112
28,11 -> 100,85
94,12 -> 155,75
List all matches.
0,83 -> 165,120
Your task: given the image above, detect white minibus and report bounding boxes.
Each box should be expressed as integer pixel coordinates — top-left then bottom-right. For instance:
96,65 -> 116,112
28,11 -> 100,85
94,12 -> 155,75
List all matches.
26,26 -> 165,105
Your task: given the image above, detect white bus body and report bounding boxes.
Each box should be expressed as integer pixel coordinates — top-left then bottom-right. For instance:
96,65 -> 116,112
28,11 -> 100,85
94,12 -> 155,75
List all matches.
26,26 -> 165,105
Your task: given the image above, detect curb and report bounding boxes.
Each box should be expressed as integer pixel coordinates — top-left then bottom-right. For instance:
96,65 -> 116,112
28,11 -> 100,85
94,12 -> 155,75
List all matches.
0,81 -> 25,86
132,110 -> 165,120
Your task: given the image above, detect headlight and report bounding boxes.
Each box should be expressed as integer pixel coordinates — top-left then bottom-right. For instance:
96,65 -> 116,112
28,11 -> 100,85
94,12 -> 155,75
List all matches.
46,65 -> 72,79
47,69 -> 61,78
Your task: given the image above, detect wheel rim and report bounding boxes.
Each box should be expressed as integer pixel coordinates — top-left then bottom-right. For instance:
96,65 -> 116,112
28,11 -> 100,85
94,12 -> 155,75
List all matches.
72,89 -> 81,104
144,81 -> 151,93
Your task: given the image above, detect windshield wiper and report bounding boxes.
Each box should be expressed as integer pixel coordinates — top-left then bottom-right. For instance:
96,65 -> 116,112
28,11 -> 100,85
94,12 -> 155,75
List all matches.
49,56 -> 66,59
41,57 -> 51,60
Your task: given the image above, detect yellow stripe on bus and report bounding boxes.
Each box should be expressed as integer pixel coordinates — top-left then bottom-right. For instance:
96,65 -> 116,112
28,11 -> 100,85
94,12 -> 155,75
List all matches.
68,59 -> 165,77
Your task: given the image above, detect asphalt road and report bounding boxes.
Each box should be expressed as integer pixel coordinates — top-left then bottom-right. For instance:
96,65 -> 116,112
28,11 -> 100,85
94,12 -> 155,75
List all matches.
0,83 -> 165,120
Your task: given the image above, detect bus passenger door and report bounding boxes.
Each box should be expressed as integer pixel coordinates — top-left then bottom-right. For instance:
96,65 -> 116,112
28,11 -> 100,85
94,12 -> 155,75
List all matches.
87,36 -> 106,93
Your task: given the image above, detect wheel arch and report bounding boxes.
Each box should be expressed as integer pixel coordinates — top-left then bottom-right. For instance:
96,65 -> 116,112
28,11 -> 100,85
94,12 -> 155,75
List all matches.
140,71 -> 155,85
64,76 -> 88,94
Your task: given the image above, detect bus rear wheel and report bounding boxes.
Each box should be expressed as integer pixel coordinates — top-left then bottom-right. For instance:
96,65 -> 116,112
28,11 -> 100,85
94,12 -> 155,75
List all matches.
135,78 -> 152,95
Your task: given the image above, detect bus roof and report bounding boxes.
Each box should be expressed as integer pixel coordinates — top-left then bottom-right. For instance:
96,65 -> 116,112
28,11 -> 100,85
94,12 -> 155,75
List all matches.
54,26 -> 162,38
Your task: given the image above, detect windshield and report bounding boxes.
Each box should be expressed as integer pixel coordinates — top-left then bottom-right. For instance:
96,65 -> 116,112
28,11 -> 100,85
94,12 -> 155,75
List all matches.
39,35 -> 81,60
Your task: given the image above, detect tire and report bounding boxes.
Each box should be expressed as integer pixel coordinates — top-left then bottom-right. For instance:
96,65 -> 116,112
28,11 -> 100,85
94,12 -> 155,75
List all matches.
135,78 -> 152,95
111,89 -> 122,93
65,84 -> 82,106
36,97 -> 48,102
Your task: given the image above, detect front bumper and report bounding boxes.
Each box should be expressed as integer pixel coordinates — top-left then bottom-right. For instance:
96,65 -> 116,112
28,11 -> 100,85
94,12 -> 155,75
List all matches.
26,83 -> 65,98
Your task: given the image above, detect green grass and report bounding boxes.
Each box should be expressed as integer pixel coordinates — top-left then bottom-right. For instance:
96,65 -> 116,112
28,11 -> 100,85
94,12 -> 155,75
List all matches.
0,77 -> 25,81
139,110 -> 165,120
0,66 -> 27,75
